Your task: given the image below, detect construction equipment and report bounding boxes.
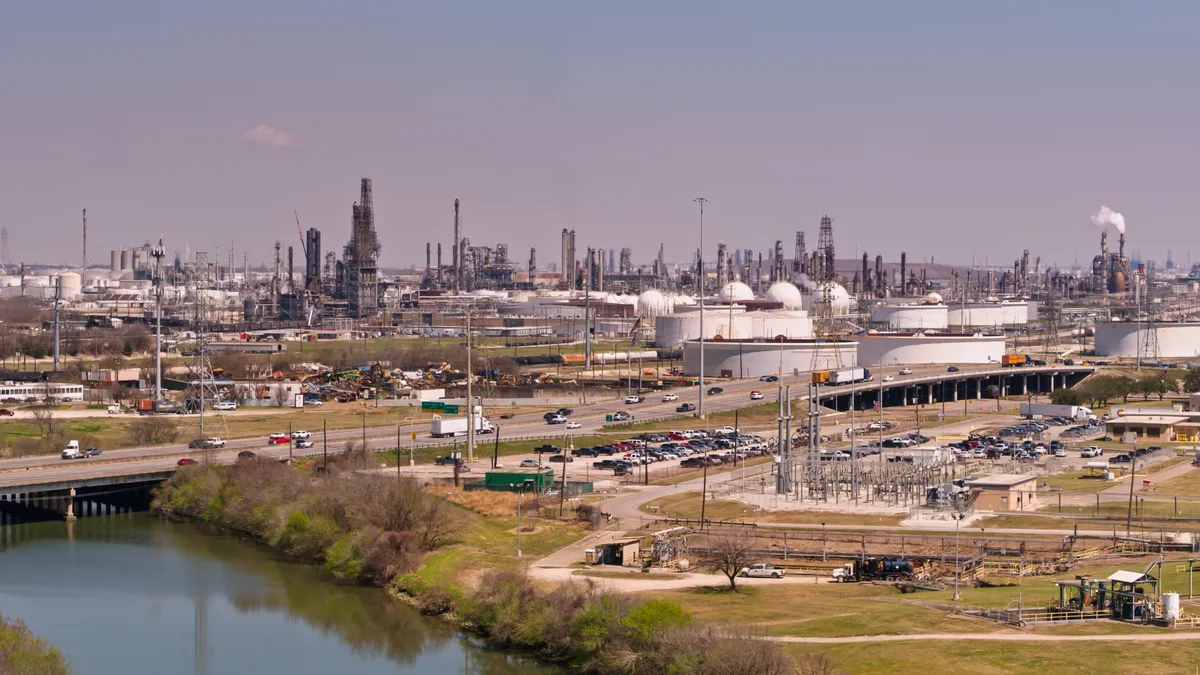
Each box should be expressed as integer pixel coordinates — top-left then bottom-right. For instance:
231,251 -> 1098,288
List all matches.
832,557 -> 914,583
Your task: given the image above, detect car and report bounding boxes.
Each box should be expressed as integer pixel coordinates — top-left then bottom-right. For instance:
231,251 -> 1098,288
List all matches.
881,375 -> 895,382
499,412 -> 515,419
707,387 -> 724,395
434,456 -> 463,466
572,447 -> 599,457
624,395 -> 644,404
237,450 -> 257,460
611,411 -> 633,421
296,439 -> 314,449
899,368 -> 913,375
304,398 -> 324,407
212,401 -> 237,411
749,390 -> 764,400
759,375 -> 779,382
177,458 -> 198,466
0,409 -> 13,416
519,459 -> 543,468
662,393 -> 679,402
1110,454 -> 1132,463
947,366 -> 960,372
547,454 -> 574,463
565,421 -> 582,429
1081,446 -> 1103,458
546,414 -> 567,425
81,448 -> 102,458
676,403 -> 696,413
268,433 -> 290,444
291,430 -> 311,440
553,408 -> 574,417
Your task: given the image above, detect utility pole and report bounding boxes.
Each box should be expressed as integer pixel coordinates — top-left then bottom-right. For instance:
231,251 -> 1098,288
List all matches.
466,310 -> 474,463
151,237 -> 165,399
52,276 -> 61,372
694,197 -> 708,420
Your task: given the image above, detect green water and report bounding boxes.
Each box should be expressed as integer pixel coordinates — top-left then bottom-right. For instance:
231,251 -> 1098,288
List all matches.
0,515 -> 554,675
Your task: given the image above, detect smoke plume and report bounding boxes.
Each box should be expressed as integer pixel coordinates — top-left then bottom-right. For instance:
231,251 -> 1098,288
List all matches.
1091,206 -> 1126,234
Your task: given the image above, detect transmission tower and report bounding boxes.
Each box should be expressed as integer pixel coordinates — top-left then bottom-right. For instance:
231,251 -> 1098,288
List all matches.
1040,277 -> 1062,358
180,329 -> 230,446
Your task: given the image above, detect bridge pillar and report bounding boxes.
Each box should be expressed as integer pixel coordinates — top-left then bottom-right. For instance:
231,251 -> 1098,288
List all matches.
953,382 -> 959,402
64,488 -> 76,522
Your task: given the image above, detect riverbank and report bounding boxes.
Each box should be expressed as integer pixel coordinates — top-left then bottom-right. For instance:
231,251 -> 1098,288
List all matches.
152,458 -> 796,674
0,614 -> 71,675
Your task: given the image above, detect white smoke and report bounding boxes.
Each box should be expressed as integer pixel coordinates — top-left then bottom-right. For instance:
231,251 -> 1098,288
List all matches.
1091,206 -> 1126,234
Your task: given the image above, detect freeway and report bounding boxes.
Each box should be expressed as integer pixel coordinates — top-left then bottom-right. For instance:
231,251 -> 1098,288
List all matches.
0,363 -> 1079,487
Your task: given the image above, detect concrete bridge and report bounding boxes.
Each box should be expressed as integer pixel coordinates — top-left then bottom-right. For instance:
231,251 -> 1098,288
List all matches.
0,469 -> 173,523
814,365 -> 1096,412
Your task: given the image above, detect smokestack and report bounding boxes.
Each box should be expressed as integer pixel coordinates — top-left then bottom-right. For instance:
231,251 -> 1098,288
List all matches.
874,255 -> 884,297
529,247 -> 537,276
426,243 -> 432,273
900,252 -> 907,296
452,198 -> 461,292
81,208 -> 87,272
287,245 -> 295,294
862,253 -> 870,295
1119,232 -> 1126,261
436,243 -> 443,282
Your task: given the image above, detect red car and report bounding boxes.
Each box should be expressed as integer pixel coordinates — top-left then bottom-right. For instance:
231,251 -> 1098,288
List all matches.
177,458 -> 198,466
268,433 -> 290,444
0,409 -> 13,417
666,433 -> 687,441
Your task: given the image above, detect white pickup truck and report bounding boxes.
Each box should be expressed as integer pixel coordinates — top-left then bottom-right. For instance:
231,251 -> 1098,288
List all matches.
738,563 -> 786,579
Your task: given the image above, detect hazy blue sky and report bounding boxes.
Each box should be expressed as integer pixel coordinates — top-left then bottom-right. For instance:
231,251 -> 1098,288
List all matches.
3,1 -> 1198,270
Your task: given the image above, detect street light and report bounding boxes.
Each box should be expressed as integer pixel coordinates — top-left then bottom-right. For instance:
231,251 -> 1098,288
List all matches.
952,510 -> 965,601
694,197 -> 708,421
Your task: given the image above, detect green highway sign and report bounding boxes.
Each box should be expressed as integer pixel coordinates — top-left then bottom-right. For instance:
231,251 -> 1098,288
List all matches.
421,401 -> 445,411
444,404 -> 460,414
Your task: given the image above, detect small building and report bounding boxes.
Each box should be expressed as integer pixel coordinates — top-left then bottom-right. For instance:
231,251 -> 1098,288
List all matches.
481,468 -> 555,493
593,538 -> 642,566
1105,414 -> 1189,441
969,474 -> 1038,511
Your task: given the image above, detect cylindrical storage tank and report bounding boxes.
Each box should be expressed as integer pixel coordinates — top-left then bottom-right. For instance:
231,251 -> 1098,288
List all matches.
1163,592 -> 1181,621
120,248 -> 131,270
1095,322 -> 1200,358
869,304 -> 949,330
856,332 -> 1006,366
947,302 -> 1028,327
682,338 -> 859,378
110,250 -> 120,271
55,272 -> 82,300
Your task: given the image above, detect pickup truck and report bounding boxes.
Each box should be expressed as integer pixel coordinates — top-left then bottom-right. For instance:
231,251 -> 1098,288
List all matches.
738,563 -> 786,579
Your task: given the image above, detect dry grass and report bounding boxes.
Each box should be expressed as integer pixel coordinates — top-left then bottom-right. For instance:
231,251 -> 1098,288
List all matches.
432,486 -> 518,517
640,492 -> 906,526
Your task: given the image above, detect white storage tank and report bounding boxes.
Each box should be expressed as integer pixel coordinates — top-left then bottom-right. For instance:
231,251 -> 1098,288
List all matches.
1163,592 -> 1181,621
56,272 -> 82,300
1095,322 -> 1200,358
869,303 -> 949,330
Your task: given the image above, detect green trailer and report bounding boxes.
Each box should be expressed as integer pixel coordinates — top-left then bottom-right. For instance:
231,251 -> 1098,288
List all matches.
479,468 -> 555,493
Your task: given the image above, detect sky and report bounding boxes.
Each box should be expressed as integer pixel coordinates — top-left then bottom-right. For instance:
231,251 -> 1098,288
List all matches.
3,1 -> 1200,271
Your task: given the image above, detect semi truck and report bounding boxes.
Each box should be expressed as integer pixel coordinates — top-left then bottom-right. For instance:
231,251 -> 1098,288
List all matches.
1019,403 -> 1094,421
832,557 -> 914,582
814,367 -> 872,385
430,414 -> 494,438
136,399 -> 178,415
1001,354 -> 1027,367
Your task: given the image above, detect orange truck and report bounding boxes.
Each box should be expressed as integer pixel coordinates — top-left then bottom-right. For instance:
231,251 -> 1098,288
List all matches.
811,370 -> 830,384
1001,354 -> 1027,367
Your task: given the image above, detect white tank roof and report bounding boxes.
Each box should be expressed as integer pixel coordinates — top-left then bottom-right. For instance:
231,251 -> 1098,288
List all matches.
637,289 -> 672,315
718,281 -> 755,303
766,281 -> 803,309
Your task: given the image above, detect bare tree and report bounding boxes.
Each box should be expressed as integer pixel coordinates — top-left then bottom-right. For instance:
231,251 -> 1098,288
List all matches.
795,651 -> 841,675
271,384 -> 289,407
127,417 -> 180,446
30,406 -> 58,438
704,530 -> 757,592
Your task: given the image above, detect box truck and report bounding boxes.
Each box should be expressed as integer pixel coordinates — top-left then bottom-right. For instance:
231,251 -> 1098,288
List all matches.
1019,403 -> 1093,421
430,414 -> 494,438
827,368 -> 872,385
1001,354 -> 1027,367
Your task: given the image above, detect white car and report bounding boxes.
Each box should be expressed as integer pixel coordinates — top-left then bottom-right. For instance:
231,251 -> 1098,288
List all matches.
291,430 -> 311,440
547,414 -> 567,425
881,375 -> 895,382
662,393 -> 679,402
206,438 -> 227,448
624,395 -> 643,404
212,401 -> 237,411
898,368 -> 913,376
749,391 -> 764,400
1081,446 -> 1103,458
296,439 -> 314,449
565,421 -> 582,429
304,399 -> 323,407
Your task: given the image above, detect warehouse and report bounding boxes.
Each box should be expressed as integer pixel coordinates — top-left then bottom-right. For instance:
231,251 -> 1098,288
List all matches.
681,338 -> 857,378
855,331 -> 1006,366
1094,321 -> 1200,358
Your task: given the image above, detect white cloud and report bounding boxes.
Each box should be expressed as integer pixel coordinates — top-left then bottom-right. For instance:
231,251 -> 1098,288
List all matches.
242,124 -> 294,148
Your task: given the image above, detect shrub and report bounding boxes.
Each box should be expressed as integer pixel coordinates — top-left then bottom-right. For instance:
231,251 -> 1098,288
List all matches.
621,600 -> 692,648
417,584 -> 459,616
0,615 -> 72,675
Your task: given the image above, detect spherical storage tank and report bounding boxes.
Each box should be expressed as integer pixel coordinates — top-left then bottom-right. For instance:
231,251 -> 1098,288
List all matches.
637,289 -> 673,317
718,281 -> 755,303
802,282 -> 851,315
1094,322 -> 1200,358
766,281 -> 804,310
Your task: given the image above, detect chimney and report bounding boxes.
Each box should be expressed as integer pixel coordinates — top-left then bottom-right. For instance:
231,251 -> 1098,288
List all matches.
900,252 -> 907,296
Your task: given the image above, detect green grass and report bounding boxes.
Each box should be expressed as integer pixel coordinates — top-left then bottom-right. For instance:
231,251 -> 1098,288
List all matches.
1156,466 -> 1200,496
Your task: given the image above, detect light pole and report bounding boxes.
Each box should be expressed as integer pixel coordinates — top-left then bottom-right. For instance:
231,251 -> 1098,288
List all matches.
694,197 -> 708,421
466,310 -> 475,463
516,485 -> 524,558
400,414 -> 416,466
952,511 -> 964,601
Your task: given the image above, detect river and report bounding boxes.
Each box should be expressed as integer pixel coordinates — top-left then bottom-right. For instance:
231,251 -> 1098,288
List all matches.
0,514 -> 556,675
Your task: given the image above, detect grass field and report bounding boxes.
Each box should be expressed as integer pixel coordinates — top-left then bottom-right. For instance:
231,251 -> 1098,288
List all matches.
639,491 -> 905,526
1155,465 -> 1200,496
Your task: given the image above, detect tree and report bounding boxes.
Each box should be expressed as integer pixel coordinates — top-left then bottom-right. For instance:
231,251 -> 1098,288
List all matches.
127,417 -> 180,446
1049,388 -> 1084,406
704,531 -> 756,592
271,384 -> 290,407
1134,375 -> 1167,401
1184,369 -> 1200,394
30,406 -> 58,439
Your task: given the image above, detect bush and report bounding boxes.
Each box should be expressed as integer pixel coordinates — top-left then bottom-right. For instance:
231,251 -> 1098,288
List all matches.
417,584 -> 458,616
621,600 -> 692,648
0,615 -> 72,675
127,416 -> 179,446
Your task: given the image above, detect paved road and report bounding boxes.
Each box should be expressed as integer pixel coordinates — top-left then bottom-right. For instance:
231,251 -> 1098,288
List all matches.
771,632 -> 1200,643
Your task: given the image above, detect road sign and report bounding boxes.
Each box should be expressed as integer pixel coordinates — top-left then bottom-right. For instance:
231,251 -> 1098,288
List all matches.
411,431 -> 417,440
605,414 -> 613,422
444,404 -> 460,414
421,401 -> 445,411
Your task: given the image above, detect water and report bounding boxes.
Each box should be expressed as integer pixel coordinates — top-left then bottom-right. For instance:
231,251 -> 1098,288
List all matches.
0,515 -> 555,675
